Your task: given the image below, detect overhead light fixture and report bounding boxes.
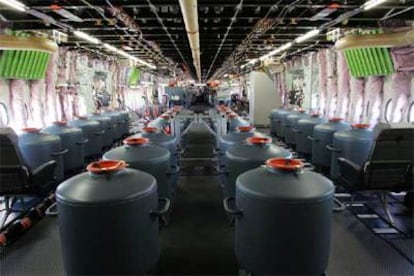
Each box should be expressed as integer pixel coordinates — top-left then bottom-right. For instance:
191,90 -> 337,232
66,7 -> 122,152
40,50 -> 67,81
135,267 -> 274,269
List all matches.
362,0 -> 387,11
259,42 -> 293,61
0,0 -> 27,12
103,43 -> 118,52
295,29 -> 320,43
74,30 -> 100,44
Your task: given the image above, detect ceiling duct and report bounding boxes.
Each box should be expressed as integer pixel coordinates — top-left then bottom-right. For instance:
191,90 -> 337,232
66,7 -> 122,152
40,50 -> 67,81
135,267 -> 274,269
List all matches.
178,0 -> 201,81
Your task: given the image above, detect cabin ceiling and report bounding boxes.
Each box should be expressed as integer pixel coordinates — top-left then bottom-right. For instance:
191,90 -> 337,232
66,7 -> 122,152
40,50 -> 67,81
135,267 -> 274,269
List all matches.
0,0 -> 413,80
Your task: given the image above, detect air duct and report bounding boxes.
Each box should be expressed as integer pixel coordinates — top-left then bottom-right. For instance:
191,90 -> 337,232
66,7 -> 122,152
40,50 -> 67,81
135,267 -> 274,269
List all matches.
179,0 -> 201,82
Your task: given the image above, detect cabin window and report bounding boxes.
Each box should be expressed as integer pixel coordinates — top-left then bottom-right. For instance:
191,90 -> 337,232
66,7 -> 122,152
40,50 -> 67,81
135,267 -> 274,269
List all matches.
0,102 -> 9,127
384,99 -> 392,123
408,101 -> 414,122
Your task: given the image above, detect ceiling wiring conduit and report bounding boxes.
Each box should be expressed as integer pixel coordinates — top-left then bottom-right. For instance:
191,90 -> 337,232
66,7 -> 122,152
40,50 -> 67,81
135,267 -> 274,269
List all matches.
179,0 -> 201,82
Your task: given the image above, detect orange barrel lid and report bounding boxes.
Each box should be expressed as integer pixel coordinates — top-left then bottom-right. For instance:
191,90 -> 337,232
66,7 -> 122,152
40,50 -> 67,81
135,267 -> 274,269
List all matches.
87,160 -> 128,174
265,158 -> 303,171
123,137 -> 149,145
22,128 -> 40,133
352,123 -> 370,129
237,125 -> 255,132
53,121 -> 67,126
142,126 -> 158,133
329,117 -> 344,122
246,137 -> 271,145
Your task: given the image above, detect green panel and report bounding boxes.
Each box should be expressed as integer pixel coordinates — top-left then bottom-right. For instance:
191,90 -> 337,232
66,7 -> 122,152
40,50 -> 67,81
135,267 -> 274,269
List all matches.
0,51 -> 9,77
343,46 -> 395,78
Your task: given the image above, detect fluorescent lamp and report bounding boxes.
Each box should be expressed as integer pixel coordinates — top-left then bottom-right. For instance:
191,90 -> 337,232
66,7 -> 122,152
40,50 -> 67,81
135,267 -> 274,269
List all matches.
279,42 -> 292,51
295,29 -> 320,43
104,43 -> 118,52
362,0 -> 387,10
74,30 -> 100,44
259,42 -> 292,61
0,0 -> 27,12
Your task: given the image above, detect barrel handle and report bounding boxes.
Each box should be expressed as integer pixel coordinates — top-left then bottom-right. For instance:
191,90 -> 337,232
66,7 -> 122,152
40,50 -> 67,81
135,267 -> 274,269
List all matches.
166,165 -> 180,176
307,136 -> 319,142
45,202 -> 58,216
291,128 -> 302,133
95,130 -> 105,136
223,197 -> 243,217
51,148 -> 69,156
303,162 -> 315,171
150,197 -> 171,224
326,144 -> 342,153
76,138 -> 89,145
150,197 -> 171,216
216,165 -> 228,175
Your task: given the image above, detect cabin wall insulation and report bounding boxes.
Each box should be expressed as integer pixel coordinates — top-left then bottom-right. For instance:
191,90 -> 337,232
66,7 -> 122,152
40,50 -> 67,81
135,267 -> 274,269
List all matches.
276,46 -> 414,124
0,46 -> 140,130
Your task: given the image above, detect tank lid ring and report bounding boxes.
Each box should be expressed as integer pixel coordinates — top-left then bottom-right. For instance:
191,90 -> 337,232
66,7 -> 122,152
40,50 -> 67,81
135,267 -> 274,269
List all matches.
87,160 -> 128,174
237,125 -> 255,132
298,109 -> 306,113
352,123 -> 370,129
246,137 -> 271,145
53,121 -> 67,126
265,158 -> 303,172
310,113 -> 320,117
329,117 -> 344,122
77,116 -> 88,120
123,137 -> 149,145
22,128 -> 40,133
142,126 -> 158,133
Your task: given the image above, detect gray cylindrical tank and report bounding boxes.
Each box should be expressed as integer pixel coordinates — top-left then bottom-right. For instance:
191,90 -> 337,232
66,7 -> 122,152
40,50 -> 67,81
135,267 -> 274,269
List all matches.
228,113 -> 250,133
102,137 -> 173,199
294,114 -> 328,156
42,121 -> 87,172
284,110 -> 308,145
274,109 -> 293,139
88,113 -> 113,148
219,125 -> 265,163
133,127 -> 178,167
310,118 -> 351,167
18,128 -> 68,182
68,117 -> 103,158
116,110 -> 130,137
224,137 -> 292,198
57,160 -> 165,275
328,124 -> 374,179
102,111 -> 123,141
268,108 -> 281,136
225,158 -> 334,275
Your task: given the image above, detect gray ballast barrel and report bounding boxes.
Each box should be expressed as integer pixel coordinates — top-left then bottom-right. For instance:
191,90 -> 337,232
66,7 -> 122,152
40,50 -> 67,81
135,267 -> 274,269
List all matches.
225,158 -> 334,275
57,160 -> 168,275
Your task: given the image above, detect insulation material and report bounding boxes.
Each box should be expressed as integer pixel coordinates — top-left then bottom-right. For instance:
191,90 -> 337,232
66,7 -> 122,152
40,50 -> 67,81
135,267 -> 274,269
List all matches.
29,80 -> 46,128
326,49 -> 337,118
390,72 -> 410,122
45,50 -> 60,123
390,46 -> 414,72
317,50 -> 328,115
336,51 -> 350,118
77,54 -> 95,114
348,77 -> 365,123
9,80 -> 29,129
363,76 -> 384,126
0,79 -> 10,127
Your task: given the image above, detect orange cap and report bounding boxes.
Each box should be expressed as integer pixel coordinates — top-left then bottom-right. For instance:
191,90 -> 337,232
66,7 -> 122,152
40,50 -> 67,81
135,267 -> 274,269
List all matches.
87,160 -> 128,174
